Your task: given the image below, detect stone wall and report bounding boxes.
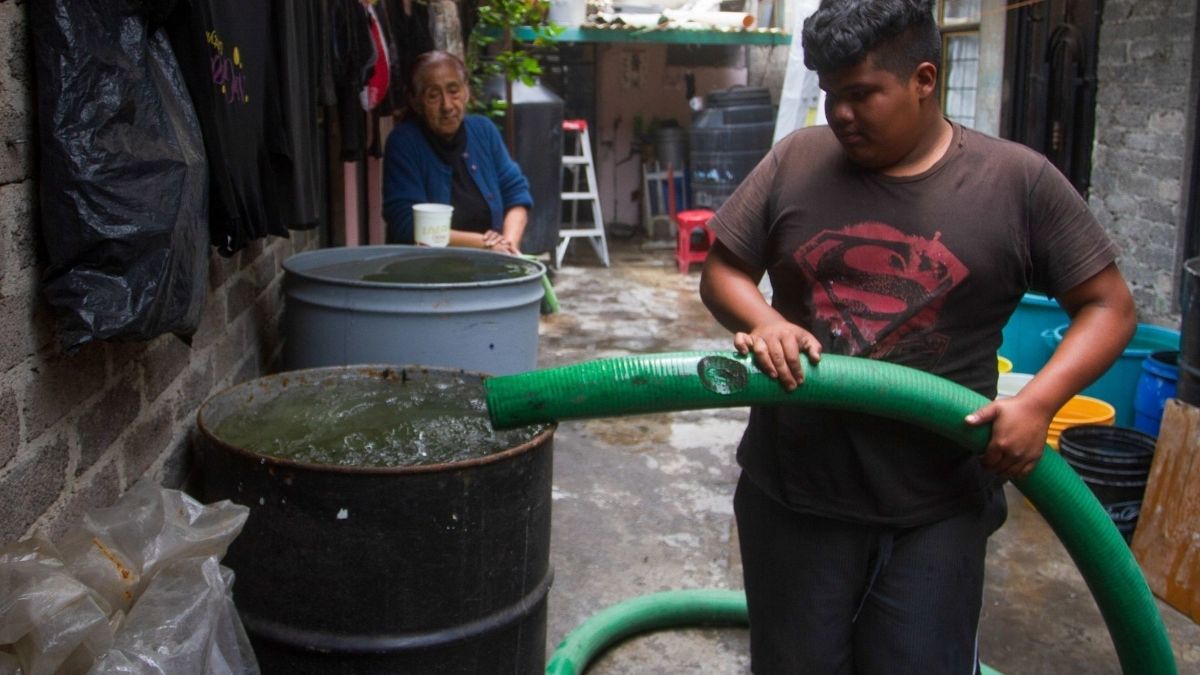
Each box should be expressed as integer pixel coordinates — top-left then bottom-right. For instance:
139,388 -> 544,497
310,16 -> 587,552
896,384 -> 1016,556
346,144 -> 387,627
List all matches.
0,1 -> 319,543
1090,0 -> 1198,325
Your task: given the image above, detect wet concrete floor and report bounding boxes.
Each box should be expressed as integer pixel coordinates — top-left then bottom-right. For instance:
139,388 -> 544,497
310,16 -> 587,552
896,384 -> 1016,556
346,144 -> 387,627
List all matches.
538,234 -> 1200,674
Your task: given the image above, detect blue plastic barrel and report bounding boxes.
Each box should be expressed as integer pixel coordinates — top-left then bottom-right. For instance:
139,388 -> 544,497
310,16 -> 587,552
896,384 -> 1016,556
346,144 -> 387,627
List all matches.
1046,324 -> 1182,427
1133,351 -> 1179,436
999,293 -> 1069,373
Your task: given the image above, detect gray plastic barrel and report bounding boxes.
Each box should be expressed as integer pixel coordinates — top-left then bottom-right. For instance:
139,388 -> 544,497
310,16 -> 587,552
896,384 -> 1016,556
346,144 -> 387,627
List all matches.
653,125 -> 688,171
283,246 -> 545,375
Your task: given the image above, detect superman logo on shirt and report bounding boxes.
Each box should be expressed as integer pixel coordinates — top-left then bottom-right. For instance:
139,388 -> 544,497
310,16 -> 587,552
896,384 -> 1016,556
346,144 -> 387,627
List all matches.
794,222 -> 969,362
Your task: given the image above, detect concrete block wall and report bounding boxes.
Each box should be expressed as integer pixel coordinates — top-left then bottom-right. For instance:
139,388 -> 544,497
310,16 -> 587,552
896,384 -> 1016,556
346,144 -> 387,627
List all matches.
0,1 -> 320,543
1090,0 -> 1197,325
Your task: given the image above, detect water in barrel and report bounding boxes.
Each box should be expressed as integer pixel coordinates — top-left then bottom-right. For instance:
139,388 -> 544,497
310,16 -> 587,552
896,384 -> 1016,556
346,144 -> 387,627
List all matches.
304,251 -> 538,285
214,371 -> 545,467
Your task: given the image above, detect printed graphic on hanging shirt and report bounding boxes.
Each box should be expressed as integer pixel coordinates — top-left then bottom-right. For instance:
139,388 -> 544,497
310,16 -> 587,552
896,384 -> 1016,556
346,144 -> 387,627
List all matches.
794,222 -> 969,366
167,0 -> 280,256
206,30 -> 250,105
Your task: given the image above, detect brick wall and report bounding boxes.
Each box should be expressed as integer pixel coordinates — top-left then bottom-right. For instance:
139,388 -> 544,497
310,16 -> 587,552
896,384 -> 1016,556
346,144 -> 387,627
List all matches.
0,1 -> 320,543
1090,0 -> 1198,325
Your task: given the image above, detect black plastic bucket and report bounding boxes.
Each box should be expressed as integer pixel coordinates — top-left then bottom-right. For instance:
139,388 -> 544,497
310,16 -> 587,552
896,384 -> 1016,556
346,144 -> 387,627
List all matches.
1058,425 -> 1156,543
196,365 -> 555,674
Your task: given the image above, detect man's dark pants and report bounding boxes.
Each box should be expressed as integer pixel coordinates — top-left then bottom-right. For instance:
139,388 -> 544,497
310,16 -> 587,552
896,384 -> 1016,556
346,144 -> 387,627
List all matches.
734,473 -> 1007,674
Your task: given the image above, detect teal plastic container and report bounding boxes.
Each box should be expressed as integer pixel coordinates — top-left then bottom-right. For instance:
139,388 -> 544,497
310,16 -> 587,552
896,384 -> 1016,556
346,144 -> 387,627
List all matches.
1046,324 -> 1182,427
999,293 -> 1070,373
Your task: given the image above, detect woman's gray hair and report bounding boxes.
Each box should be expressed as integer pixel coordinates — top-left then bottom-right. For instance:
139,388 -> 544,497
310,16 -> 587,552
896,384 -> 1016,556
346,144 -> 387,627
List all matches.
409,50 -> 470,98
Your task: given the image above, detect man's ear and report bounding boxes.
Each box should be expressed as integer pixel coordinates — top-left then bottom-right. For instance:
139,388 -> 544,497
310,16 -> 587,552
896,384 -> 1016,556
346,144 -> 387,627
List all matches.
913,61 -> 939,100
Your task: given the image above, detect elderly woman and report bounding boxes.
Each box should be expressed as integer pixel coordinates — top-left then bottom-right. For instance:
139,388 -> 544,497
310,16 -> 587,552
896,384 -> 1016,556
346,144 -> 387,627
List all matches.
383,50 -> 532,254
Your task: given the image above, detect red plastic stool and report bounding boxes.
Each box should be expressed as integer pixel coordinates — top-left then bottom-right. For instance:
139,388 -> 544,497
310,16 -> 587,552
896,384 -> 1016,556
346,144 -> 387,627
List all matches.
675,208 -> 717,274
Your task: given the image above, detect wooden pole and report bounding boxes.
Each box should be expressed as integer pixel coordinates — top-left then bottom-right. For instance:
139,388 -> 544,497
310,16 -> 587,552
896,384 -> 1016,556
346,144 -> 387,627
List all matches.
503,27 -> 516,154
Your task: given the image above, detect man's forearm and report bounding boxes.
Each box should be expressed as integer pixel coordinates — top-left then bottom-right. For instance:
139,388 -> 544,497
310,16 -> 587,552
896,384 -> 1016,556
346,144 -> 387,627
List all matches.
1018,264 -> 1136,416
699,242 -> 786,334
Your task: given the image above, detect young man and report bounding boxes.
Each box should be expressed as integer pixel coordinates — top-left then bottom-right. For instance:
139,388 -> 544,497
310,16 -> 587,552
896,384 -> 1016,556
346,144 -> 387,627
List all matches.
699,0 -> 1136,672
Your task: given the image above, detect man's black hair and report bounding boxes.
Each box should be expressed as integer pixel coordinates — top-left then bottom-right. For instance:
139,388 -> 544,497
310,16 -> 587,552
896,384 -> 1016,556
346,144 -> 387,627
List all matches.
801,0 -> 941,78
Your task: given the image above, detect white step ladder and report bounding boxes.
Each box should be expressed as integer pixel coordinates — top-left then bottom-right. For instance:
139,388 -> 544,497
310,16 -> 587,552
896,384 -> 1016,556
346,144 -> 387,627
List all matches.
556,119 -> 610,267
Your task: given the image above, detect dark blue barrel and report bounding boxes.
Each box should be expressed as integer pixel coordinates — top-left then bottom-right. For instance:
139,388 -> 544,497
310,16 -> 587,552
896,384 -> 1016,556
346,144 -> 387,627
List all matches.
1133,351 -> 1179,436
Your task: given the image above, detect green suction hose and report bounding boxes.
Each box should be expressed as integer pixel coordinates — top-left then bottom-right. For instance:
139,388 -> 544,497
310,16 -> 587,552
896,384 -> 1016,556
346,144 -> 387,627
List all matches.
485,351 -> 1176,675
546,590 -> 747,675
544,589 -> 1005,675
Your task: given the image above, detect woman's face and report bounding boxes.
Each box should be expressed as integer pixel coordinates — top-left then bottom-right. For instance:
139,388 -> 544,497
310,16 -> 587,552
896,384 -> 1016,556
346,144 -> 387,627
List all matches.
414,61 -> 469,141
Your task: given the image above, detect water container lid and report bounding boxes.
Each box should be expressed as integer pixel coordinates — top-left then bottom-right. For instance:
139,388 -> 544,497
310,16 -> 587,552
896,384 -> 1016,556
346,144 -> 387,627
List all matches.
705,86 -> 772,109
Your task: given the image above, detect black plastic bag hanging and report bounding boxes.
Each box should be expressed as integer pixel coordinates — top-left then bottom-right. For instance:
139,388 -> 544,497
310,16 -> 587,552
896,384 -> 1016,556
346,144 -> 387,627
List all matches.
31,0 -> 209,352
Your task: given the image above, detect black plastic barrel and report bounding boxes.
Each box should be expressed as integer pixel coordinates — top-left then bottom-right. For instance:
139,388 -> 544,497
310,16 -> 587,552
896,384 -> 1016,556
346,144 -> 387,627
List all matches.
689,86 -> 775,210
1179,257 -> 1200,405
196,365 -> 555,674
1058,425 -> 1157,543
485,78 -> 564,256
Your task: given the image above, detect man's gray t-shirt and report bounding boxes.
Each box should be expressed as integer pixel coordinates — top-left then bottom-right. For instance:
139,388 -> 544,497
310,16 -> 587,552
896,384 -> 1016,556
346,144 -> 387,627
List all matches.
710,122 -> 1117,527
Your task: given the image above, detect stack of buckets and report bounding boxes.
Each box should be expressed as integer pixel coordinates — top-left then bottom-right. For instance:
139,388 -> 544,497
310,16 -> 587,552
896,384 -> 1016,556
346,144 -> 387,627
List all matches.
1000,292 -> 1180,541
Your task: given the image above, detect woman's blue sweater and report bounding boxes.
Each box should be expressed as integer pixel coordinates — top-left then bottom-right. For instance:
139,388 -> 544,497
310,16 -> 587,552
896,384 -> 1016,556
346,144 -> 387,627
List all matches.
382,115 -> 533,244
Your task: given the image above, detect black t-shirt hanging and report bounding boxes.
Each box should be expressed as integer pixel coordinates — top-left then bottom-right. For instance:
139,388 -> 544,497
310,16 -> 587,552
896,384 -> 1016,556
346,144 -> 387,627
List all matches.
330,0 -> 375,161
383,0 -> 434,111
266,0 -> 323,229
166,0 -> 286,255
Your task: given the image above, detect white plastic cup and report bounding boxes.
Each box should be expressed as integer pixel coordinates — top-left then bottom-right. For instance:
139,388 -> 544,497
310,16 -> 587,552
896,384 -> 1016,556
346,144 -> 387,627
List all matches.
413,203 -> 453,247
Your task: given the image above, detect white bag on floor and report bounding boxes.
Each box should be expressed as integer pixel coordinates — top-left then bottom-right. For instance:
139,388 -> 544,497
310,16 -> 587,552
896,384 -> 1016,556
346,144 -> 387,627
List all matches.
0,482 -> 256,675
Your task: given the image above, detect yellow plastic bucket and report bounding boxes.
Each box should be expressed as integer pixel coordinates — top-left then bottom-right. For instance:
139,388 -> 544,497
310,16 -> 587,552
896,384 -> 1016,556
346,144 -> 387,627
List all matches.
998,356 -> 1013,373
1046,394 -> 1115,449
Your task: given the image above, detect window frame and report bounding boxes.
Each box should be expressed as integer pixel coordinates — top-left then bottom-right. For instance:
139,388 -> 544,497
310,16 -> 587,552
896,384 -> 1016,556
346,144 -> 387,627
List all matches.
938,1 -> 982,128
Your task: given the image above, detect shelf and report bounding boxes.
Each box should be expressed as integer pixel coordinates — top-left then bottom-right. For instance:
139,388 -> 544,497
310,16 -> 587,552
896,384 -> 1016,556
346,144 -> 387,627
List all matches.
513,25 -> 792,46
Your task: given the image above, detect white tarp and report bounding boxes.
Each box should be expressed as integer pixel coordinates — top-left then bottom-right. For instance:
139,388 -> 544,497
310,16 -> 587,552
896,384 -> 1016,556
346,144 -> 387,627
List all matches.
773,0 -> 825,144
